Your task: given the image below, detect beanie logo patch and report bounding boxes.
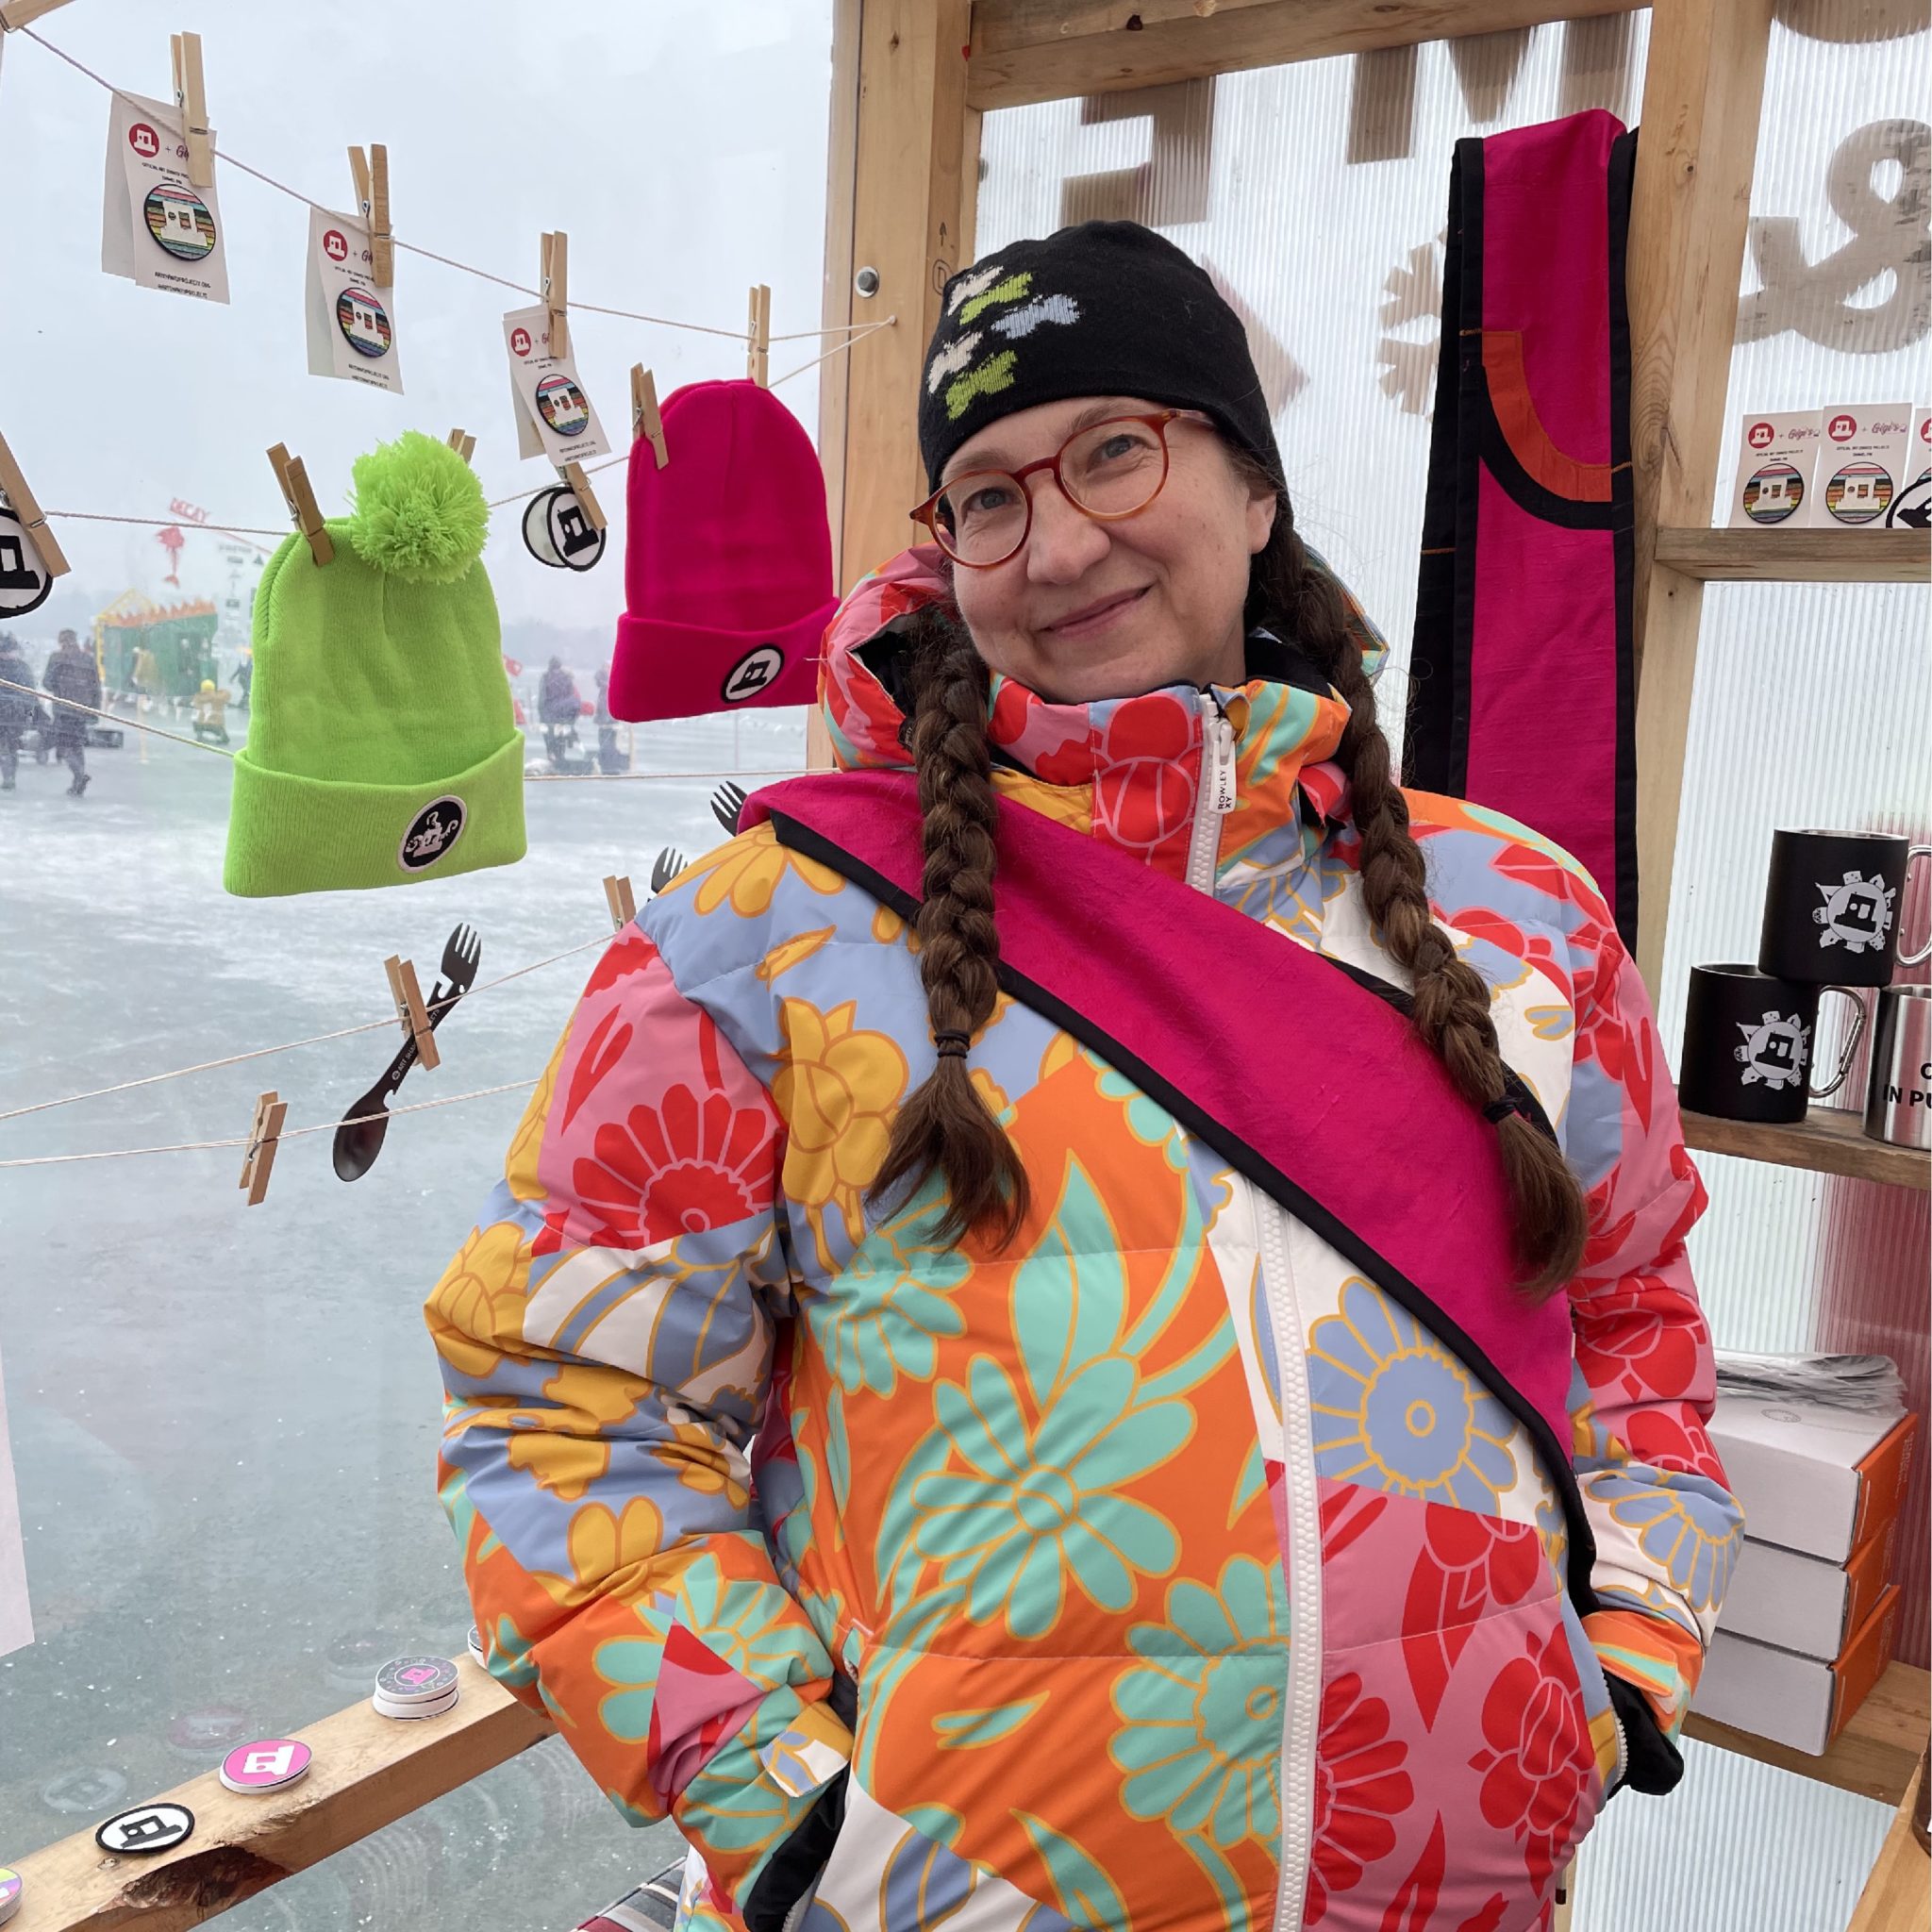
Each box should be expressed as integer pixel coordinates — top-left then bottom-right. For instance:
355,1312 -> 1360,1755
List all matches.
399,796 -> 467,872
722,645 -> 783,706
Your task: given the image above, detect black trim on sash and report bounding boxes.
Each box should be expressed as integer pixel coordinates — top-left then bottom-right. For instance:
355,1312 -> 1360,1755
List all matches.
764,805 -> 1602,1624
1607,127 -> 1641,955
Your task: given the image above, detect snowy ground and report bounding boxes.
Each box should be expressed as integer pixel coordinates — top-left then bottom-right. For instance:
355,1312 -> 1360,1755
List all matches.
0,706 -> 808,1926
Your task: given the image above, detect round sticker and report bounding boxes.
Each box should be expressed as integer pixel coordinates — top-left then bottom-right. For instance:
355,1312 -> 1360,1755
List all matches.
722,645 -> 784,705
1826,411 -> 1859,442
1887,473 -> 1930,530
1743,419 -> 1775,451
510,325 -> 533,358
1823,460 -> 1893,525
143,183 -> 217,262
0,506 -> 55,618
397,798 -> 465,873
535,375 -> 591,438
219,1739 -> 312,1794
521,485 -> 606,571
96,1802 -> 194,1856
127,121 -> 162,158
1740,460 -> 1805,525
375,1656 -> 460,1702
336,287 -> 392,359
323,227 -> 350,263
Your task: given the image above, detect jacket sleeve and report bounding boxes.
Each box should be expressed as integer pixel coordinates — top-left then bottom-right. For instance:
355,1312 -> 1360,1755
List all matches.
1560,909 -> 1743,1787
425,922 -> 851,1911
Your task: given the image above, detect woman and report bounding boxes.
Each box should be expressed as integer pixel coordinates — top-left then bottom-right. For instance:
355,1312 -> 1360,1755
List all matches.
429,223 -> 1740,1932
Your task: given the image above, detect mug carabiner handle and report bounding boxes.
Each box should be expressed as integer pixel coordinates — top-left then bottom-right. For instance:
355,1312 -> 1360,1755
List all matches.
1900,846 -> 1932,968
1807,985 -> 1868,1100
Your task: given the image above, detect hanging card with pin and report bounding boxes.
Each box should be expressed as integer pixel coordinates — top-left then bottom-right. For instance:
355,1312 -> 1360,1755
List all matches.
305,205 -> 404,393
503,289 -> 610,467
101,61 -> 229,303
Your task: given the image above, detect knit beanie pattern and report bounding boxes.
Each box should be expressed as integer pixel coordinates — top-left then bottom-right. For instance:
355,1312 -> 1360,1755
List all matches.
917,220 -> 1283,491
223,431 -> 526,897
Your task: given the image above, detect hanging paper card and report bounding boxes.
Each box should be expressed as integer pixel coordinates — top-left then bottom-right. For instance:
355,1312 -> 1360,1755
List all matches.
503,304 -> 609,465
0,1336 -> 31,1659
101,90 -> 230,303
305,208 -> 404,393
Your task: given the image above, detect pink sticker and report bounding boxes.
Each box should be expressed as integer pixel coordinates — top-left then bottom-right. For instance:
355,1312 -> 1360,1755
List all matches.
219,1740 -> 311,1790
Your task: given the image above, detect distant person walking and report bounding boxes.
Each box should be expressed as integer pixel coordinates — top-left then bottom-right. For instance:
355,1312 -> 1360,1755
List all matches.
0,631 -> 40,791
537,655 -> 583,771
42,629 -> 100,797
233,653 -> 253,712
192,678 -> 230,745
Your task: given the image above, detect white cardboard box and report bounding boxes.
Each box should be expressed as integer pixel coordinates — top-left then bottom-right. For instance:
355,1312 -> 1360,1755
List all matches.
1694,1587 -> 1901,1755
1718,1519 -> 1896,1657
1812,404 -> 1914,527
1706,1391 -> 1917,1561
1728,409 -> 1821,527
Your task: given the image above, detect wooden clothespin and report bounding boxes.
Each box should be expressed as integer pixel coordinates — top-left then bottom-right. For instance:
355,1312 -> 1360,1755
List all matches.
446,428 -> 476,463
558,461 -> 607,533
603,875 -> 637,931
0,0 -> 79,27
630,365 -> 668,469
266,444 -> 333,565
383,955 -> 441,1072
745,284 -> 772,388
347,143 -> 393,286
0,428 -> 71,578
239,1090 -> 288,1206
170,30 -> 213,189
541,231 -> 570,357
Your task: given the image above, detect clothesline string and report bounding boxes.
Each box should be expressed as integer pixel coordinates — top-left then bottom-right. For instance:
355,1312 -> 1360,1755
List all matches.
18,25 -> 881,343
0,678 -> 805,791
0,1078 -> 542,1168
0,931 -> 612,1125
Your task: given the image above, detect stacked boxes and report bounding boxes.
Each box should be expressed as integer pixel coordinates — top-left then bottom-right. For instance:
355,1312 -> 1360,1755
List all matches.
1694,1390 -> 1918,1754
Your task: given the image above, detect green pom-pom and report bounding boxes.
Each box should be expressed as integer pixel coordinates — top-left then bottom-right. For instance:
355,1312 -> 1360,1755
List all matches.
346,431 -> 490,583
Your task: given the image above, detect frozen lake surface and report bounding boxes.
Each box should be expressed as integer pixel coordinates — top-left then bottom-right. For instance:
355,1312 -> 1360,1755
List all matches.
0,706 -> 807,1926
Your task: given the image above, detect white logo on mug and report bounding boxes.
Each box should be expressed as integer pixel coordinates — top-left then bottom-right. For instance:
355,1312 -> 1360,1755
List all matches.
1813,870 -> 1895,953
1735,1010 -> 1811,1090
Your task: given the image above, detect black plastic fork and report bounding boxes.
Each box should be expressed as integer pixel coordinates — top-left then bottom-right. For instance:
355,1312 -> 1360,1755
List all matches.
709,780 -> 748,837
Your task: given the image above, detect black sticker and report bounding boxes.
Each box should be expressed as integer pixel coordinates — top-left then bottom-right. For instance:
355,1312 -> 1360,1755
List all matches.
0,507 -> 54,618
522,485 -> 605,572
96,1803 -> 194,1856
722,644 -> 783,705
398,796 -> 466,872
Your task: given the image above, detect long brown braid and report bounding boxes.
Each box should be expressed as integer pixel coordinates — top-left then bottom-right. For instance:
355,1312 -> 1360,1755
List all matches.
869,456 -> 1589,1296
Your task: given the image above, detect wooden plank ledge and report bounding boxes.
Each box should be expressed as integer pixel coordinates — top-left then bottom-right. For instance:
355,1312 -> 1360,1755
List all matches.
1681,1106 -> 1931,1191
967,0 -> 1644,108
1688,1662 -> 1931,1809
1656,526 -> 1930,583
10,1660 -> 553,1931
1845,1752 -> 1928,1932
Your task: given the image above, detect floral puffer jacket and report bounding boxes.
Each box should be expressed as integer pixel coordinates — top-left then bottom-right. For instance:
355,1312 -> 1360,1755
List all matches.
427,545 -> 1741,1932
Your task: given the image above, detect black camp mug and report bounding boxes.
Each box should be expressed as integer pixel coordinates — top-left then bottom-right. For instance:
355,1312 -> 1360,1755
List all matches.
1758,828 -> 1932,986
1679,963 -> 1867,1124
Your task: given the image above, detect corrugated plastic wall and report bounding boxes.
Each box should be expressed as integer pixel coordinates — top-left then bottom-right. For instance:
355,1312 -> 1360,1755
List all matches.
976,10 -> 1927,1928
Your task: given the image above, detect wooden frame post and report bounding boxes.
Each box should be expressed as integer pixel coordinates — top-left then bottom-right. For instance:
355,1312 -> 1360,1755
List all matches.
1625,0 -> 1774,1003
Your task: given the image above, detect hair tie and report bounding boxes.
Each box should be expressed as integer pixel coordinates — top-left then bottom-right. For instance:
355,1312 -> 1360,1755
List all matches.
932,1029 -> 972,1059
1483,1094 -> 1528,1125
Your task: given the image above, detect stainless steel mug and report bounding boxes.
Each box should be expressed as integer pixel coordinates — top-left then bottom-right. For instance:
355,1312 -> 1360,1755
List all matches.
1864,985 -> 1932,1150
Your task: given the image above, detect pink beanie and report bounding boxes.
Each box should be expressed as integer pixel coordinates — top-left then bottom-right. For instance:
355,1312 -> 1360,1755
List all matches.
608,379 -> 837,723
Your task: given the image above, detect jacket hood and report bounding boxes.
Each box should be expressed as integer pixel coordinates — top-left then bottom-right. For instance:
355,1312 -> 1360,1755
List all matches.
816,541 -> 1391,882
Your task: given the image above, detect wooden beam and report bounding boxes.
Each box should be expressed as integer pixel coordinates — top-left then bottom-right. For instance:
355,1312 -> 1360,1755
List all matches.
1657,525 -> 1930,584
839,0 -> 973,594
1844,1753 -> 1928,1932
1624,0 -> 1773,1003
966,0 -> 1643,108
10,1664 -> 551,1931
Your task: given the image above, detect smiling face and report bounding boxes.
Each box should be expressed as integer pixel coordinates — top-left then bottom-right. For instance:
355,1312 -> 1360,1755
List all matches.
941,394 -> 1277,705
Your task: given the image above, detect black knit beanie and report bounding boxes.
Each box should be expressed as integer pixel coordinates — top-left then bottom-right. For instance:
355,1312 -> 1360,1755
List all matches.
917,220 -> 1282,493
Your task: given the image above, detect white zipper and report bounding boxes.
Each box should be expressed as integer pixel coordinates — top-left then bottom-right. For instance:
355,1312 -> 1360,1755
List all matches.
1178,706 -> 1320,1930
1255,1192 -> 1323,1932
1184,691 -> 1238,892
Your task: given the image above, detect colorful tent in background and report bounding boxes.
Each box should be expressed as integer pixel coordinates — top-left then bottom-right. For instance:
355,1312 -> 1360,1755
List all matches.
94,592 -> 220,697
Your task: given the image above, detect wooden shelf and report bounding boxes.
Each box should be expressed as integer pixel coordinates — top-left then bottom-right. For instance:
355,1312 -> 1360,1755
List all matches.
1688,1662 -> 1930,1809
1656,526 -> 1930,583
1681,1106 -> 1931,1191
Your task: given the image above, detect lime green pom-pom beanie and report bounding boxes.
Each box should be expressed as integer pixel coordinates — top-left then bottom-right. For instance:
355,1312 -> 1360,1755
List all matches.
223,431 -> 526,897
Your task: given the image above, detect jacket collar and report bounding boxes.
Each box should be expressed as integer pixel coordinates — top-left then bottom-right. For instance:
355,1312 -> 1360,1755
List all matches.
818,542 -> 1387,884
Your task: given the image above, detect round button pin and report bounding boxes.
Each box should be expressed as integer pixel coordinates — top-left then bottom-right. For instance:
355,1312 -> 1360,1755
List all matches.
219,1740 -> 312,1795
0,1868 -> 22,1927
372,1685 -> 460,1722
468,1624 -> 486,1664
96,1802 -> 194,1856
375,1657 -> 458,1704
